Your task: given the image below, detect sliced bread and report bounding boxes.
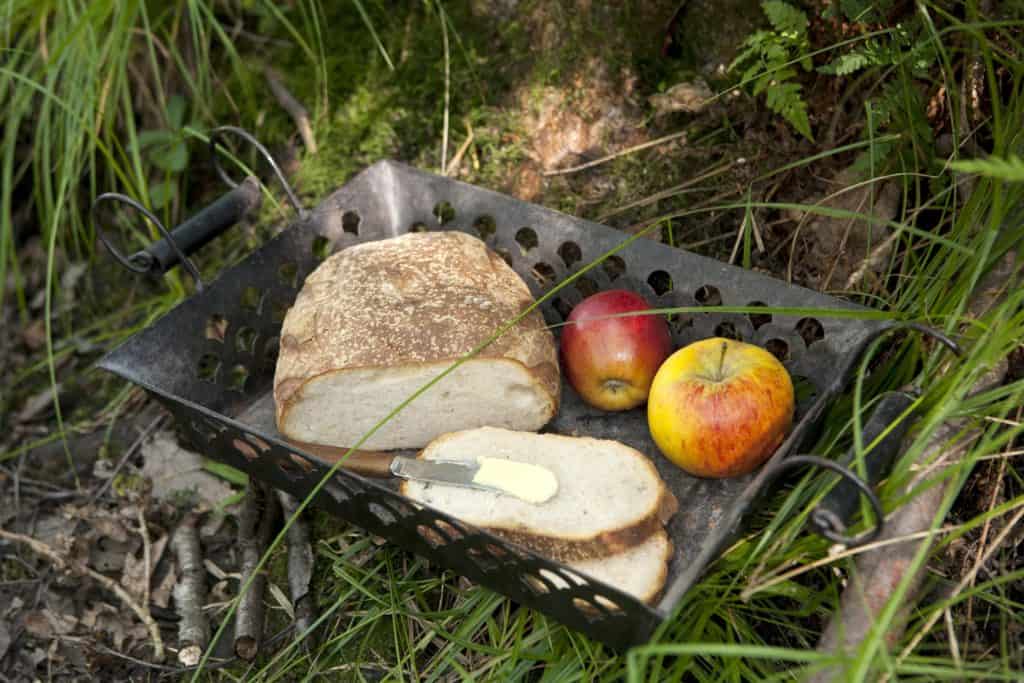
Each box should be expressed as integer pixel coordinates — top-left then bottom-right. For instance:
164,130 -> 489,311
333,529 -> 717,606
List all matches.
274,231 -> 559,450
399,427 -> 678,561
566,530 -> 672,606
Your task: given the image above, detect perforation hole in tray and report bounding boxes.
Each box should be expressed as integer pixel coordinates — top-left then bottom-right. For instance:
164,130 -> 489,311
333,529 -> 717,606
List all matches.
602,255 -> 626,281
552,297 -> 573,321
228,364 -> 249,392
558,241 -> 582,268
269,299 -> 289,324
245,434 -> 272,452
324,480 -> 353,505
263,336 -> 280,363
792,374 -> 818,403
796,317 -> 825,346
205,314 -> 228,343
197,353 -> 221,382
278,454 -> 308,481
368,502 -> 397,526
235,326 -> 258,355
521,573 -> 551,595
494,247 -> 513,266
434,519 -> 465,541
747,301 -> 772,329
417,524 -> 447,548
669,313 -> 694,335
765,338 -> 790,361
647,270 -> 673,296
532,262 -> 556,287
695,284 -> 722,307
233,438 -> 259,462
240,286 -> 263,312
467,547 -> 499,573
433,201 -> 455,225
278,262 -> 298,289
539,568 -> 576,590
572,598 -> 608,621
714,321 -> 742,341
516,227 -> 539,254
575,275 -> 599,298
473,215 -> 497,241
312,235 -> 331,260
342,210 -> 360,235
486,543 -> 509,560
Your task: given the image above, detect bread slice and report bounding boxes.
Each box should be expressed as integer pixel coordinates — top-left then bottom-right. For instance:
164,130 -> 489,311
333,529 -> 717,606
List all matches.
399,427 -> 678,561
274,231 -> 559,450
566,530 -> 671,606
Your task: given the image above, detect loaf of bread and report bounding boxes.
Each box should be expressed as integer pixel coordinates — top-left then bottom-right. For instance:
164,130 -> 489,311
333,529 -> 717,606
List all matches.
399,427 -> 678,562
274,231 -> 560,450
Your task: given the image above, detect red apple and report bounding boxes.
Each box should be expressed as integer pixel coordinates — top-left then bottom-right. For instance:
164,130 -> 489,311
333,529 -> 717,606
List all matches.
647,337 -> 794,478
560,289 -> 673,411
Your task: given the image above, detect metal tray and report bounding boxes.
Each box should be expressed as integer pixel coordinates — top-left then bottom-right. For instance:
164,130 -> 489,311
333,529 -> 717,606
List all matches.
93,130 -> 903,649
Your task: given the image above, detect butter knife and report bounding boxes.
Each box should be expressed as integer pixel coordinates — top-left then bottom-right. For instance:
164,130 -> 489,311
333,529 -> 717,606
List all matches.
288,439 -> 558,504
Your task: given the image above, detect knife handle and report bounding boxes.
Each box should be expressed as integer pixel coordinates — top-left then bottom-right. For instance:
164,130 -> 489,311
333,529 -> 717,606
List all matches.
285,439 -> 395,478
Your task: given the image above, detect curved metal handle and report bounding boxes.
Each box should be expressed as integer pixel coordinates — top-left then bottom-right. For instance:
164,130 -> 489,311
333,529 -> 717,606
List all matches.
208,126 -> 307,218
799,322 -> 963,546
92,177 -> 262,291
809,391 -> 915,543
775,454 -> 885,547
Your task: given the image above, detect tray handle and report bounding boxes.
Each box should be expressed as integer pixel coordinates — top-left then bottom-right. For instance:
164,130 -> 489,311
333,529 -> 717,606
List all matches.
809,390 -> 915,544
93,126 -> 305,291
93,177 -> 262,291
799,322 -> 962,547
774,454 -> 886,546
208,125 -> 307,219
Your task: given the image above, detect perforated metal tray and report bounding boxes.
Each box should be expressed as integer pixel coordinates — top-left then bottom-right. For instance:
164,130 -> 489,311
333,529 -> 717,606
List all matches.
97,154 -> 892,649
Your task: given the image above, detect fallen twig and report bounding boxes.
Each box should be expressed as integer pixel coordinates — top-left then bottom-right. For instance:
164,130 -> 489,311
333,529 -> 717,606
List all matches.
264,67 -> 317,155
444,119 -> 474,177
276,491 -> 318,649
234,482 -> 279,661
542,129 -> 689,177
0,528 -> 165,662
172,512 -> 209,667
136,506 -> 152,611
810,251 -> 1019,680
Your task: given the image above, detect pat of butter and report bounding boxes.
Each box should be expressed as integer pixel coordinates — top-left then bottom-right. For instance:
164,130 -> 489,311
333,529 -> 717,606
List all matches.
472,457 -> 558,504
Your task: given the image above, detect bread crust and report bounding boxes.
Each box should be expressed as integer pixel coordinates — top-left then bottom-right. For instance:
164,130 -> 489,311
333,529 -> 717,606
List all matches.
400,429 -> 677,562
274,231 -> 560,440
483,488 -> 675,563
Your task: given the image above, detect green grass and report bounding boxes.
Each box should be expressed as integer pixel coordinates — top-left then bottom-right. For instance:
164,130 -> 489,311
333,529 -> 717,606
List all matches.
4,0 -> 1024,681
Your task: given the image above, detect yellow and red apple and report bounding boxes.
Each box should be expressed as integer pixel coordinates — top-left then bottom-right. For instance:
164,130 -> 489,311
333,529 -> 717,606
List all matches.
647,337 -> 794,478
560,289 -> 673,411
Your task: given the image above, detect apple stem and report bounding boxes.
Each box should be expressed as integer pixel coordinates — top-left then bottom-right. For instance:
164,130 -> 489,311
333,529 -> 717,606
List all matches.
717,341 -> 728,381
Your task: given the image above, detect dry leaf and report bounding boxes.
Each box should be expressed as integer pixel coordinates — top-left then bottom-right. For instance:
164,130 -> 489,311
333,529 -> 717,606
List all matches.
121,534 -> 169,603
152,563 -> 177,609
15,383 -> 61,423
23,610 -> 77,638
21,319 -> 47,350
0,620 -> 11,661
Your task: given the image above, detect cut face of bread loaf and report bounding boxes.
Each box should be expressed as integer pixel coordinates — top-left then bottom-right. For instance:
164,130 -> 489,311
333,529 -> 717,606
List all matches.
400,427 -> 678,561
566,530 -> 671,606
274,231 -> 559,450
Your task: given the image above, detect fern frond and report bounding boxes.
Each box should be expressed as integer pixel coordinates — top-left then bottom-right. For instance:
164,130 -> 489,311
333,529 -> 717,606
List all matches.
764,81 -> 813,140
819,51 -> 871,76
761,1 -> 807,37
